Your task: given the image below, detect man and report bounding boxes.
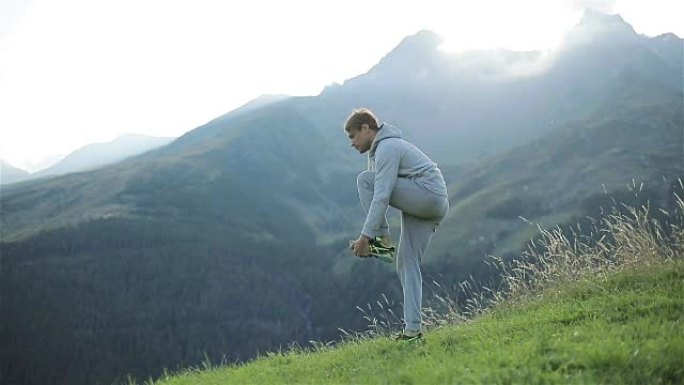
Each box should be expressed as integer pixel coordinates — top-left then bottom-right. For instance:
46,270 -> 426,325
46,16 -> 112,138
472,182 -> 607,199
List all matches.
345,108 -> 449,341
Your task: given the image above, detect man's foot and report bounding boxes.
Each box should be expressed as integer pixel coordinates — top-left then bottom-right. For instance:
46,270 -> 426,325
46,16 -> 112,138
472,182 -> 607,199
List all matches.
368,237 -> 395,263
393,330 -> 423,341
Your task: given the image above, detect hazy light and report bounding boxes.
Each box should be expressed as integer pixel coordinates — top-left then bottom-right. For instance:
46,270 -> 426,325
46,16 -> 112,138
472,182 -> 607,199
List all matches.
435,2 -> 581,52
0,0 -> 681,172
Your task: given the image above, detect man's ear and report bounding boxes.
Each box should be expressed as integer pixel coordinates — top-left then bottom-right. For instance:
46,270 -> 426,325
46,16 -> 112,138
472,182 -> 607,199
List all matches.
360,123 -> 369,132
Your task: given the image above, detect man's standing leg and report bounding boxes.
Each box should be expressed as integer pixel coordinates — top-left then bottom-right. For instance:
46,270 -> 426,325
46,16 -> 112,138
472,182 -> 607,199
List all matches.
396,213 -> 439,333
358,170 -> 448,332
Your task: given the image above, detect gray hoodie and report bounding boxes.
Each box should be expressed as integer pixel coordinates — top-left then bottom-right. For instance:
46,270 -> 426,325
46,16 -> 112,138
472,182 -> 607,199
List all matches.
361,123 -> 448,237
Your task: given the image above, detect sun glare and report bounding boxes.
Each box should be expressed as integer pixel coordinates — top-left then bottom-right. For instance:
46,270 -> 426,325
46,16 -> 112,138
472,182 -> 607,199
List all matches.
1,0 -> 682,171
432,2 -> 582,53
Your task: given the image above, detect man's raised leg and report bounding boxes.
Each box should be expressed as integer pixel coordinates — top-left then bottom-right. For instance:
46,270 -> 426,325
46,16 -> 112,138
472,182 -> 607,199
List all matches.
357,170 -> 390,239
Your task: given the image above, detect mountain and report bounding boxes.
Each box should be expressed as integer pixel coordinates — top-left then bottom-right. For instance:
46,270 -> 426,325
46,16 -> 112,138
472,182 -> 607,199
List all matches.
1,11 -> 682,385
31,133 -> 175,179
431,67 -> 683,264
0,134 -> 175,187
213,94 -> 291,120
323,10 -> 681,165
0,161 -> 31,185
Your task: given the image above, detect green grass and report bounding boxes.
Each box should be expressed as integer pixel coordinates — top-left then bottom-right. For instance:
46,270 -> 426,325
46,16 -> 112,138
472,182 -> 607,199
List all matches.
152,260 -> 683,385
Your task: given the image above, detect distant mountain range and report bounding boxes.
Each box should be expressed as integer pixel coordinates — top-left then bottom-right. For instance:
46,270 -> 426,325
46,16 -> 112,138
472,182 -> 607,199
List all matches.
33,134 -> 176,178
0,134 -> 176,186
0,161 -> 32,185
1,10 -> 682,385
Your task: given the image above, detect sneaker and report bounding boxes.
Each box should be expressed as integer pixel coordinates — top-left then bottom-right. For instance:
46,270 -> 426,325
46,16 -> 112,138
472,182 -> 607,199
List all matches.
393,331 -> 423,342
368,237 -> 395,263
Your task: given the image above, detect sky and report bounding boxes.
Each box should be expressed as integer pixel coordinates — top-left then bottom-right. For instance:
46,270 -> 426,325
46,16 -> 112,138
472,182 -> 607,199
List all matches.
1,0 -> 682,172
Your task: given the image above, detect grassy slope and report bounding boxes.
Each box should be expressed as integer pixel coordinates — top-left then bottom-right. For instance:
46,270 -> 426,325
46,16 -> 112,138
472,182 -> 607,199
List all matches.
154,261 -> 683,385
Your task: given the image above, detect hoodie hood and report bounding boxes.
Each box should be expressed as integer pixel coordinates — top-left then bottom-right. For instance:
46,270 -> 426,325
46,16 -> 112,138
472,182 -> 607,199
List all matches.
369,123 -> 403,159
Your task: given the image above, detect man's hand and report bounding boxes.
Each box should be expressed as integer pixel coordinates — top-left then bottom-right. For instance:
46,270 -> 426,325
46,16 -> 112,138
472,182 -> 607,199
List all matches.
349,235 -> 371,257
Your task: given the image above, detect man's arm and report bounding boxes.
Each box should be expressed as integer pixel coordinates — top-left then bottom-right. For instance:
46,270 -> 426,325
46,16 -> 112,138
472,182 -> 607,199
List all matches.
361,140 -> 401,238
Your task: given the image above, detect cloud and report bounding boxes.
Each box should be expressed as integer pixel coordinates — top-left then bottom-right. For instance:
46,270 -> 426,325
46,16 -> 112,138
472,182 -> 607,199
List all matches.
444,49 -> 557,81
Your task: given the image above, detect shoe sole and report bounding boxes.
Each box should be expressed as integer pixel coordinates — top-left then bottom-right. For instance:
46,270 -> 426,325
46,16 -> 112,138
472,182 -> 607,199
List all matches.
368,241 -> 395,263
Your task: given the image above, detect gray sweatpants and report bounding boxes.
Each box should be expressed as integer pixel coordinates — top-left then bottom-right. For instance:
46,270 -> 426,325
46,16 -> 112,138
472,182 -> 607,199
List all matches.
357,170 -> 449,332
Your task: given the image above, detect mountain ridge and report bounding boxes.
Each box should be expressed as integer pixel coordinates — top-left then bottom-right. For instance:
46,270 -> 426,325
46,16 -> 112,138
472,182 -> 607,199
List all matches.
33,133 -> 175,178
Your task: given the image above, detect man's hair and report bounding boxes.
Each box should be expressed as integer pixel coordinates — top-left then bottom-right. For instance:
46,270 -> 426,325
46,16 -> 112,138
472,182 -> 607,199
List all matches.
344,108 -> 380,132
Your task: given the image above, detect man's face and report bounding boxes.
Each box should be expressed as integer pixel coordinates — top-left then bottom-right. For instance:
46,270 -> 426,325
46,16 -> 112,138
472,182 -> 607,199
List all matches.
347,124 -> 375,154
